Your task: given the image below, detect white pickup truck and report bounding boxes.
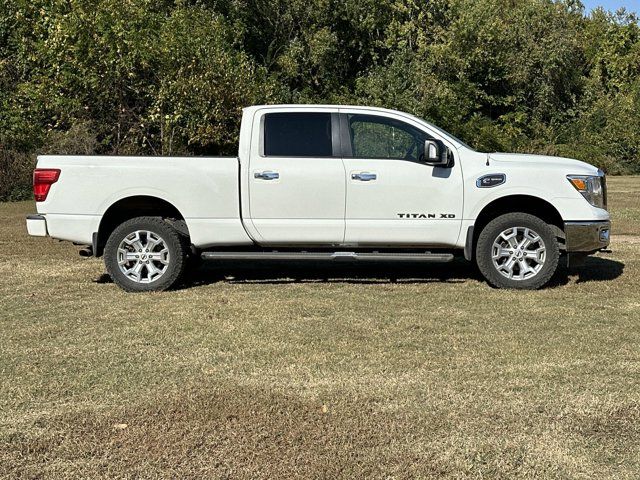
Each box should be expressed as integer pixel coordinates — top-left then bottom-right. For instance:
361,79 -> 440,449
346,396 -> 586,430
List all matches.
27,104 -> 611,291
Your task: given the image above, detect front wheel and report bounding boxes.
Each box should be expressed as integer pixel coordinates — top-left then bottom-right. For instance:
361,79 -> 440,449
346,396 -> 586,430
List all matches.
104,216 -> 188,292
475,212 -> 560,290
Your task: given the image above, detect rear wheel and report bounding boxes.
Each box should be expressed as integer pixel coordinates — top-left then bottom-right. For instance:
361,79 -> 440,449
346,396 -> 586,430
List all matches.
104,216 -> 187,292
475,212 -> 560,289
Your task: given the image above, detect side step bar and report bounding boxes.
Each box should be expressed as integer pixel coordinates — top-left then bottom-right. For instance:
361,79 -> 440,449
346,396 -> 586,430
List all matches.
201,251 -> 454,263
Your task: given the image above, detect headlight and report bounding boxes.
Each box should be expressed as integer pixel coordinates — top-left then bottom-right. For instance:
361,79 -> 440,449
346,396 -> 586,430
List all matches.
567,171 -> 607,210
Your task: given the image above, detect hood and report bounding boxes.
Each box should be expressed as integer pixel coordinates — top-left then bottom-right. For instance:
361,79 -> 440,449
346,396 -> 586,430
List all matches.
488,153 -> 599,175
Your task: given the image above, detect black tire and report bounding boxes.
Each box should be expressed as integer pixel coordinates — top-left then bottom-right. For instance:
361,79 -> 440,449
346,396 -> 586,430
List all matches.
475,212 -> 560,290
104,216 -> 188,292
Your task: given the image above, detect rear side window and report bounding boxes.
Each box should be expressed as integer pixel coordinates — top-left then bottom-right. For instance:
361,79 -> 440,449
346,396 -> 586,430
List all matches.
264,112 -> 333,157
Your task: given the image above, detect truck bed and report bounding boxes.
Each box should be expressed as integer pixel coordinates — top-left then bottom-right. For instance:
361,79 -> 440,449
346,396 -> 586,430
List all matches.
35,155 -> 252,248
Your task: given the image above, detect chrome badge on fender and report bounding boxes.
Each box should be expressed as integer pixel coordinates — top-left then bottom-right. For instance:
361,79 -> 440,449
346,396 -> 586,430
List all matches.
477,174 -> 506,188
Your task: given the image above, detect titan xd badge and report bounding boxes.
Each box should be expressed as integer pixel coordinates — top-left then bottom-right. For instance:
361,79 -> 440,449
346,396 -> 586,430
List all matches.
397,213 -> 456,219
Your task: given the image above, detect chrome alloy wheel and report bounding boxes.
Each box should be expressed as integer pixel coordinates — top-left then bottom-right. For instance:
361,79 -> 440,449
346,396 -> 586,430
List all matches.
491,226 -> 546,281
117,230 -> 170,283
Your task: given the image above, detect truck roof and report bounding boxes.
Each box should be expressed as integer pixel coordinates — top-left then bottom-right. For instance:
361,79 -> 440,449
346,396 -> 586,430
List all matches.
243,104 -> 405,115
243,104 -> 469,149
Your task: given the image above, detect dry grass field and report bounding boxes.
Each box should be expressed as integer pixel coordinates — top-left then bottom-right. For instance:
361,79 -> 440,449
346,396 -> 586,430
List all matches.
1,177 -> 639,479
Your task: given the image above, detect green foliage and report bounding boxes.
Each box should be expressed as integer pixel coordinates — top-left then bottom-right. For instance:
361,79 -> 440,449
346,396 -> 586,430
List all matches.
0,148 -> 33,201
149,7 -> 276,155
1,0 -> 640,200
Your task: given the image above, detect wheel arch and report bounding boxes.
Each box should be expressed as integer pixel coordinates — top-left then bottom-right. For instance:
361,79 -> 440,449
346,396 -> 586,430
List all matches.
467,195 -> 565,260
95,195 -> 189,257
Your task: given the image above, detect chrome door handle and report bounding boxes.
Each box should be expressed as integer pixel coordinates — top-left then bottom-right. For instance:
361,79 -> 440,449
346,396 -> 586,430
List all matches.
254,171 -> 279,180
351,172 -> 377,181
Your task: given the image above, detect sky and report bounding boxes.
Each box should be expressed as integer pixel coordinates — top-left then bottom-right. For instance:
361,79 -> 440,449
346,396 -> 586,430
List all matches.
581,0 -> 639,12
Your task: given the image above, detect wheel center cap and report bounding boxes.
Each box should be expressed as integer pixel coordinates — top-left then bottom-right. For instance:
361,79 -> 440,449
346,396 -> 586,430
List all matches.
141,254 -> 147,260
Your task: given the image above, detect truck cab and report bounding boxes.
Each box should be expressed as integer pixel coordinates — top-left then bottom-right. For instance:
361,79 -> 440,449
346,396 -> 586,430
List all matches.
27,104 -> 611,291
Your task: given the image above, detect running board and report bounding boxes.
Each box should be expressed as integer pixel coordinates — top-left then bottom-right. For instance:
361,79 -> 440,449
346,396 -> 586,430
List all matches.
201,251 -> 454,263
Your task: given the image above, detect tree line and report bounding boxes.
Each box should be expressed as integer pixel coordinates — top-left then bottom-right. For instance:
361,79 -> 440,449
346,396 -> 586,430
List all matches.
1,0 -> 639,200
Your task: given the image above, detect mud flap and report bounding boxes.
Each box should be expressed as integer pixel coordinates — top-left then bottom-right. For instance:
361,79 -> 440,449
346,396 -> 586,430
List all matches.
567,252 -> 587,269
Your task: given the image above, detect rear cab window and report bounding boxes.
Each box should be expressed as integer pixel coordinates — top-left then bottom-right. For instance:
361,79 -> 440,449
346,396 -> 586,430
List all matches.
264,112 -> 333,157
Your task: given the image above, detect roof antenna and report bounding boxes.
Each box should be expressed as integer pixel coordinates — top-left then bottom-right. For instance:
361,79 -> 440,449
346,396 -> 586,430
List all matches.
486,154 -> 490,166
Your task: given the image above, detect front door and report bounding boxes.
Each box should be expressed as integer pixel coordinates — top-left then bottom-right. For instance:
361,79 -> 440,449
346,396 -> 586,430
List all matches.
248,110 -> 346,245
341,112 -> 464,246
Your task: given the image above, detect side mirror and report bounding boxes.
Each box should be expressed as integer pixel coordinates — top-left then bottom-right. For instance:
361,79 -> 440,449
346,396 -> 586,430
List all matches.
423,139 -> 449,166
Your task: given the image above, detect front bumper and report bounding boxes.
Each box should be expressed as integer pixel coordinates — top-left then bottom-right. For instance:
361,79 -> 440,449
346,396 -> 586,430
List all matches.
26,214 -> 47,237
564,220 -> 610,252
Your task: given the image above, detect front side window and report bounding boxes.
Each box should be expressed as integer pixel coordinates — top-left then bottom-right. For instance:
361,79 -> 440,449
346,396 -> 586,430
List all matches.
348,114 -> 430,161
264,112 -> 333,157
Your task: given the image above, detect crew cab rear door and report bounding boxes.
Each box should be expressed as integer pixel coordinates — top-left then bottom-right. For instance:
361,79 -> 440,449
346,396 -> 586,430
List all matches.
340,110 -> 463,246
246,108 -> 346,245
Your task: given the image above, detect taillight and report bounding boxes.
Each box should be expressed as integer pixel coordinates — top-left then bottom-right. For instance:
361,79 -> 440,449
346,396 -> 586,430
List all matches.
33,168 -> 61,202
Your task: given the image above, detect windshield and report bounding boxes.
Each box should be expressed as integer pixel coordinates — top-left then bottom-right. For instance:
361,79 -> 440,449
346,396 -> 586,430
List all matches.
428,123 -> 473,150
407,113 -> 474,150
